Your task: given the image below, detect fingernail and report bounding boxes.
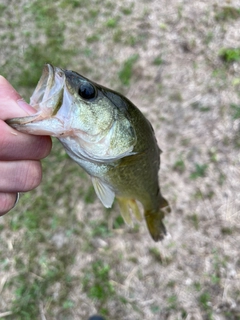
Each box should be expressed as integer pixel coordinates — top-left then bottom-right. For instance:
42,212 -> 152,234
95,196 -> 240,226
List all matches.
17,99 -> 35,114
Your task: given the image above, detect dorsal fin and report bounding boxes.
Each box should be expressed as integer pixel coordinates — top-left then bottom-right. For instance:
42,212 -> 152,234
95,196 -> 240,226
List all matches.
91,177 -> 115,208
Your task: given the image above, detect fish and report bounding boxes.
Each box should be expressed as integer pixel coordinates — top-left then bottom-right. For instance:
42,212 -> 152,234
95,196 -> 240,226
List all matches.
6,64 -> 170,241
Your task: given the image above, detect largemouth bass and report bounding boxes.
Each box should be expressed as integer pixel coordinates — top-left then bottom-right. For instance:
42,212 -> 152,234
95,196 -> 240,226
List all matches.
7,64 -> 170,241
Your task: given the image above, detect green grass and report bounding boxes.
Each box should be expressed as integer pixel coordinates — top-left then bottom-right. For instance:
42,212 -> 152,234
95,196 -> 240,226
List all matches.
149,247 -> 163,264
187,213 -> 199,230
0,0 -> 77,97
191,101 -> 211,112
215,6 -> 240,21
173,155 -> 185,173
10,259 -> 75,319
199,291 -> 214,320
167,294 -> 178,310
90,220 -> 112,238
118,54 -> 139,85
18,1 -> 76,88
0,4 -> 7,15
153,55 -> 163,66
105,18 -> 118,28
82,260 -> 115,315
190,163 -> 208,180
113,214 -> 125,229
230,103 -> 240,119
219,47 -> 240,63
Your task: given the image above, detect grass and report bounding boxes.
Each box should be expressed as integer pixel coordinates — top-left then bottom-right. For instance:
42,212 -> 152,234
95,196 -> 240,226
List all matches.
17,1 -> 76,88
105,18 -> 118,28
149,247 -> 163,264
173,155 -> 185,173
0,0 -> 76,98
191,101 -> 211,112
219,48 -> 240,63
89,220 -> 112,238
230,103 -> 240,119
82,260 -> 115,316
10,257 -> 75,319
118,54 -> 139,86
153,55 -> 163,66
1,1 -> 240,319
215,6 -> 240,21
199,291 -> 213,319
187,213 -> 199,230
190,163 -> 208,179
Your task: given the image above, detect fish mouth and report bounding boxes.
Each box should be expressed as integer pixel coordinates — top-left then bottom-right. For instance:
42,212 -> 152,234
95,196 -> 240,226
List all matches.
6,64 -> 67,136
30,63 -> 58,111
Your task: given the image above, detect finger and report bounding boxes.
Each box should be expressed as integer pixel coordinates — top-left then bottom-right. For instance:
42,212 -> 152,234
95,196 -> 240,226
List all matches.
0,192 -> 18,216
0,76 -> 36,119
0,120 -> 52,160
0,160 -> 42,192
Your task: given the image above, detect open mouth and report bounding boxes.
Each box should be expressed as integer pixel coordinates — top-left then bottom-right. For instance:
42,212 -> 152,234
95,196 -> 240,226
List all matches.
6,64 -> 67,136
30,64 -> 65,115
30,64 -> 56,110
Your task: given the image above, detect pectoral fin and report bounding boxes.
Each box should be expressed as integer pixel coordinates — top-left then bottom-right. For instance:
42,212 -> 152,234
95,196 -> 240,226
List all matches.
91,177 -> 115,208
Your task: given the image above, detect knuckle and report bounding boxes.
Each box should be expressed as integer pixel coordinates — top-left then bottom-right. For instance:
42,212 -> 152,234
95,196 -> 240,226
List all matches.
20,161 -> 42,191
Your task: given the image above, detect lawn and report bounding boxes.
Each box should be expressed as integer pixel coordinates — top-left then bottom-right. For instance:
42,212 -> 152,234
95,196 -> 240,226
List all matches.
0,1 -> 240,319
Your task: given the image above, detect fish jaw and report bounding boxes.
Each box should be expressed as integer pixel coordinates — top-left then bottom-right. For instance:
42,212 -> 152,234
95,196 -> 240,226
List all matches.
30,64 -> 65,115
6,64 -> 70,136
6,114 -> 66,136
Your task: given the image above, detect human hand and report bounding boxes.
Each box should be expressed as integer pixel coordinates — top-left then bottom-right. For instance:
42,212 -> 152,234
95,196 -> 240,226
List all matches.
0,76 -> 52,215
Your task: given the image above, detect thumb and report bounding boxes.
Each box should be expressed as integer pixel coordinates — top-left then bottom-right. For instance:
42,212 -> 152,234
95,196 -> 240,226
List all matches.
0,76 -> 36,120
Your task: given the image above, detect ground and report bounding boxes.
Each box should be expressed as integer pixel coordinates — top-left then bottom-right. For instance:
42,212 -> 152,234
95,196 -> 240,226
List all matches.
0,0 -> 240,319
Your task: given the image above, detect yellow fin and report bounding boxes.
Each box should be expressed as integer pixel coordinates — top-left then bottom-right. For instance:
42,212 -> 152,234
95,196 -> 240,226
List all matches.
117,197 -> 132,225
116,198 -> 143,225
128,199 -> 142,222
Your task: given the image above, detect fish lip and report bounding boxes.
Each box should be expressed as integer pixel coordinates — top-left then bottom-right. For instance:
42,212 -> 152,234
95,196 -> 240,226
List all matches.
29,64 -> 54,110
30,64 -> 65,113
6,64 -> 66,135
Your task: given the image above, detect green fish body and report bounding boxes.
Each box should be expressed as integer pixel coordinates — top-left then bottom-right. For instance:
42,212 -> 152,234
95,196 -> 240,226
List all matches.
7,64 -> 170,241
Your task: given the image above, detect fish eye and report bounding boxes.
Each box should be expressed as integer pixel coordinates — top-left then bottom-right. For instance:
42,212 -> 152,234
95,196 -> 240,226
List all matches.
78,82 -> 96,100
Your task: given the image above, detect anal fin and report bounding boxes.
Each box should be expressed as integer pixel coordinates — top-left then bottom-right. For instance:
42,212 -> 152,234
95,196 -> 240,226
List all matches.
116,198 -> 143,225
128,199 -> 142,222
117,197 -> 132,225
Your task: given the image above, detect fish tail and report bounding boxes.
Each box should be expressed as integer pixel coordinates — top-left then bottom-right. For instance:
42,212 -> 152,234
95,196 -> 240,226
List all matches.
144,196 -> 170,242
144,209 -> 167,241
